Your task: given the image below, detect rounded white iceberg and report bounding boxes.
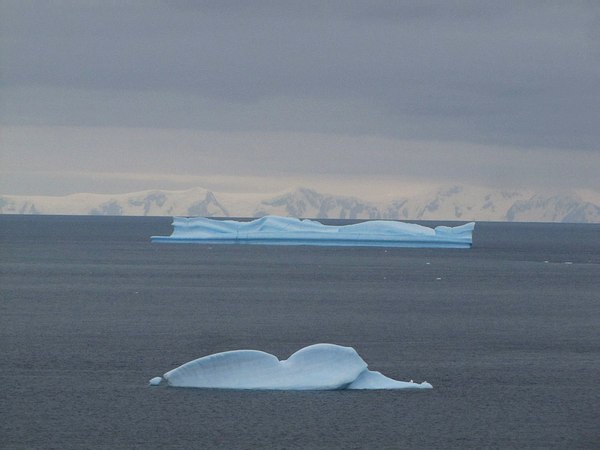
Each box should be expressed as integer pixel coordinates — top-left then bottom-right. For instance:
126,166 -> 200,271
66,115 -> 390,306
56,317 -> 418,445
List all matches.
159,343 -> 432,391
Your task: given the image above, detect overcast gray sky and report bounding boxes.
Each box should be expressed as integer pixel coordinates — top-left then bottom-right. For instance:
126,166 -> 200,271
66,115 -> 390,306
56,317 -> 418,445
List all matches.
1,1 -> 599,198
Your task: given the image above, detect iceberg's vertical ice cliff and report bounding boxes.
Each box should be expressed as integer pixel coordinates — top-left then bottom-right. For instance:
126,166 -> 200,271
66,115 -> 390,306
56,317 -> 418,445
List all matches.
151,216 -> 474,248
150,344 -> 432,391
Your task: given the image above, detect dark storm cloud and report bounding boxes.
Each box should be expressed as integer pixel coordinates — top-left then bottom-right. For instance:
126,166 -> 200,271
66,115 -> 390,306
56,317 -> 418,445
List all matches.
2,0 -> 599,151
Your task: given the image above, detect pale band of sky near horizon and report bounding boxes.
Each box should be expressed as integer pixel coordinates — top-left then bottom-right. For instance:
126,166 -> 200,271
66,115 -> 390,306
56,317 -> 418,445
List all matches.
1,1 -> 599,198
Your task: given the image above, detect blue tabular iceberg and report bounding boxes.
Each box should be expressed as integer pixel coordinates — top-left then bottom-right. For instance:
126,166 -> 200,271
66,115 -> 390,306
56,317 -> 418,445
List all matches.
151,216 -> 474,248
150,343 -> 432,390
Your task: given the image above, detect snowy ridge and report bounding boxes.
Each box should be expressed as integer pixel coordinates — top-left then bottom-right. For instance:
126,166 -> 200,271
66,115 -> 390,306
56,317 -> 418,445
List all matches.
1,185 -> 599,222
152,343 -> 432,391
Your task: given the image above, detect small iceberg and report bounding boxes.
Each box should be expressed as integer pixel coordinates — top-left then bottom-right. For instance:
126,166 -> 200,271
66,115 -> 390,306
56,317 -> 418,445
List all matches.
150,343 -> 432,391
148,376 -> 162,386
151,216 -> 474,248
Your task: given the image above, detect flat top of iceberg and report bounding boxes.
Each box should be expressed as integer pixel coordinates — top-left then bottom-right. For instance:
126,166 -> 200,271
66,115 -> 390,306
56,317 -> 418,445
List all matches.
152,343 -> 432,391
152,216 -> 474,248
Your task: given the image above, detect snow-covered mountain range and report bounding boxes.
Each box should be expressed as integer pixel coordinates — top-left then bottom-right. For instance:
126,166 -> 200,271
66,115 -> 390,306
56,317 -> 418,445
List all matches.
1,186 -> 599,223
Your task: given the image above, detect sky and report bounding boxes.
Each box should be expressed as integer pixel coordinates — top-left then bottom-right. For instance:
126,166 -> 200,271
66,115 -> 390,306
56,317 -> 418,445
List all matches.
1,1 -> 599,200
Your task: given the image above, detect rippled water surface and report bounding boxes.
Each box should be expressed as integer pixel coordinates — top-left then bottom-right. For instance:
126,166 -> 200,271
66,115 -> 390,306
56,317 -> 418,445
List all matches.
1,216 -> 599,449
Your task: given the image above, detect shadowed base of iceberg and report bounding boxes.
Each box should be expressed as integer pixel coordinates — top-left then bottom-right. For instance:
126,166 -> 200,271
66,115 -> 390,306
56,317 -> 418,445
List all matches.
149,344 -> 432,391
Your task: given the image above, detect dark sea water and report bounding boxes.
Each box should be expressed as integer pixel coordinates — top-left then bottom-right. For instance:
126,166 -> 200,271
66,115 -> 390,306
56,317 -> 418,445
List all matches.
1,215 -> 599,449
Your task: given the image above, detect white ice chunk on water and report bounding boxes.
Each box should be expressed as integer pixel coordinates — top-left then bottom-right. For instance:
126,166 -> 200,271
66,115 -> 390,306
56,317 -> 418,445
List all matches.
151,216 -> 474,248
149,376 -> 162,386
157,343 -> 432,391
347,370 -> 432,390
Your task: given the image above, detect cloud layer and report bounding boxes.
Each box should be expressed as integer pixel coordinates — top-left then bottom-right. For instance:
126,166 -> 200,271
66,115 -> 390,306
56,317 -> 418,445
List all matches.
1,1 -> 599,196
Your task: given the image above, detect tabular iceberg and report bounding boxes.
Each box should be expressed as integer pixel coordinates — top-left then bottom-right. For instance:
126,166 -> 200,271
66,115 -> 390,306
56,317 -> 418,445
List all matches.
151,216 -> 474,248
150,343 -> 432,391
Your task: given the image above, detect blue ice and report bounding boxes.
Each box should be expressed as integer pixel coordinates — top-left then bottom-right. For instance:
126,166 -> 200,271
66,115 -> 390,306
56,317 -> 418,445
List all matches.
151,216 -> 474,248
149,343 -> 432,390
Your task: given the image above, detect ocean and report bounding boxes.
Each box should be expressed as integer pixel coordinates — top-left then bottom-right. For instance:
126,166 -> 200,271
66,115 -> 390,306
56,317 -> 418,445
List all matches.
1,215 -> 599,449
